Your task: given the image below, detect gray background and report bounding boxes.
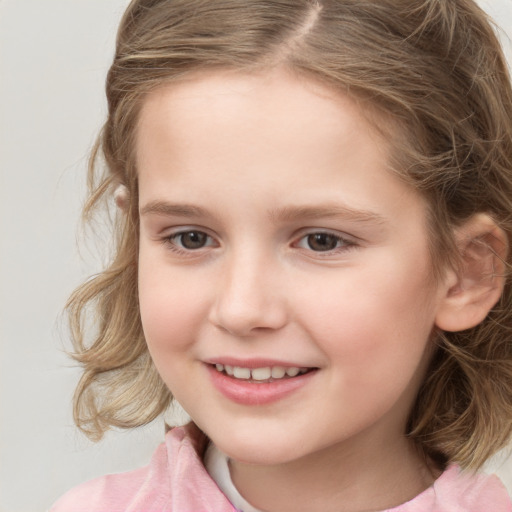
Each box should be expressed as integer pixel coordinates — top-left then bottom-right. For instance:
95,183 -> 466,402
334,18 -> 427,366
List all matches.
1,1 -> 512,510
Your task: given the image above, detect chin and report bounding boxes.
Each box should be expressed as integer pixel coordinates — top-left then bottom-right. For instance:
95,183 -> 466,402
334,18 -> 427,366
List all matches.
209,429 -> 306,466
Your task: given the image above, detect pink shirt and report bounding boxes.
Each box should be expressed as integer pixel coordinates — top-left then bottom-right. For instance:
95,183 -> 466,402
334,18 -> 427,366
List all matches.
51,423 -> 512,512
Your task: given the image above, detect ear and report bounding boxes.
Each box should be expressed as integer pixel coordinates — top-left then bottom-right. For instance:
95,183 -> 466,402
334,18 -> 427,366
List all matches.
435,213 -> 508,332
113,183 -> 129,211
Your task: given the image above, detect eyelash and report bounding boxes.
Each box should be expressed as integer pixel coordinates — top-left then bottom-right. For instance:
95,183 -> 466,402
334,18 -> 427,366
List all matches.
162,230 -> 217,255
160,229 -> 358,256
293,231 -> 356,254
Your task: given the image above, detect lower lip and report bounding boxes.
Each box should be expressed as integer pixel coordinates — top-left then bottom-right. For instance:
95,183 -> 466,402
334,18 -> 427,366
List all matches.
206,365 -> 317,405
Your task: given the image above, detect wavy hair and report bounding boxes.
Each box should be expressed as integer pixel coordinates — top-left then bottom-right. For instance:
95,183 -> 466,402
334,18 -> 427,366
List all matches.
67,0 -> 512,469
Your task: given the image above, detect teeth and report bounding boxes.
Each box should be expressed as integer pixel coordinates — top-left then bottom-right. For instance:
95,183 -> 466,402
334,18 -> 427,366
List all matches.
213,364 -> 309,381
233,367 -> 251,379
251,367 -> 272,381
271,366 -> 286,378
286,367 -> 300,377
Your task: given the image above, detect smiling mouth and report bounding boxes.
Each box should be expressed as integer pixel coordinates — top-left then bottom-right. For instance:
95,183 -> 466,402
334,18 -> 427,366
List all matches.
212,363 -> 313,382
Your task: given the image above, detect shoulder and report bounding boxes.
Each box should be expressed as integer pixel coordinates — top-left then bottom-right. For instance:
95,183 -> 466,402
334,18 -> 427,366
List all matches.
394,465 -> 511,511
428,465 -> 512,511
49,437 -> 170,512
50,423 -> 234,512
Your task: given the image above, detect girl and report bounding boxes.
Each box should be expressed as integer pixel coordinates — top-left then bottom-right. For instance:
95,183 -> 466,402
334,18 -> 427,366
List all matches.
52,0 -> 512,510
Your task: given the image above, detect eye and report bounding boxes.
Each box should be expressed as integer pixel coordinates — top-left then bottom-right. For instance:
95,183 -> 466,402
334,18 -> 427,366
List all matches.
167,230 -> 215,250
295,232 -> 353,252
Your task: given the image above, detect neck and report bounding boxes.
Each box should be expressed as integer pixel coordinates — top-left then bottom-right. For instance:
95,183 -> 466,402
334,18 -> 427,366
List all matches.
228,433 -> 438,512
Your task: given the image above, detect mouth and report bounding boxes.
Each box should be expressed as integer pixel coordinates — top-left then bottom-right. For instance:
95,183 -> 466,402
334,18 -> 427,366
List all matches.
205,358 -> 319,405
212,363 -> 312,382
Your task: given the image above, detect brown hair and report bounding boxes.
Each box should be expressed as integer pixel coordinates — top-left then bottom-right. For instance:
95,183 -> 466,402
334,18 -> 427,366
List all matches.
68,0 -> 512,469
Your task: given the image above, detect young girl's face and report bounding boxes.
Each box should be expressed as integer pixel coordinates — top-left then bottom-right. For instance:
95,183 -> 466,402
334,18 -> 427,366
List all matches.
136,68 -> 451,466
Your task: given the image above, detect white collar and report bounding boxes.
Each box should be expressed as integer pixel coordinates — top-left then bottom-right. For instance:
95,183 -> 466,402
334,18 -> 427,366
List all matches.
204,442 -> 264,512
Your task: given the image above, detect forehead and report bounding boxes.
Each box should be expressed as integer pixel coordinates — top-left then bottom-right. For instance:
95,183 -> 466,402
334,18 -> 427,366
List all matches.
136,67 -> 392,175
135,68 -> 425,227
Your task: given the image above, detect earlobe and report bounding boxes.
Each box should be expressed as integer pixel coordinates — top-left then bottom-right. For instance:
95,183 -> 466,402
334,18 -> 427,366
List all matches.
114,183 -> 129,211
435,213 -> 508,333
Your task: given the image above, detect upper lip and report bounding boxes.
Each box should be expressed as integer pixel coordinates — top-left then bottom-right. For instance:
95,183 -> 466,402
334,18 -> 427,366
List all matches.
203,357 -> 316,369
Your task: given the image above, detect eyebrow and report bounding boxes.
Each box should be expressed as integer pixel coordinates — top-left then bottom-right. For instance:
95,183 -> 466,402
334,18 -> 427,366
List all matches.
140,200 -> 386,225
140,201 -> 210,218
268,204 -> 386,225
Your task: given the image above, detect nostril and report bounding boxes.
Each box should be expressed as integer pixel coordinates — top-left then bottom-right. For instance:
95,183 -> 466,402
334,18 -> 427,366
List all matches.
208,300 -> 288,336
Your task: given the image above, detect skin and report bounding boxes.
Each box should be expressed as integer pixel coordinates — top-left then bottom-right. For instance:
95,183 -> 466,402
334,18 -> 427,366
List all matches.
136,68 -> 457,512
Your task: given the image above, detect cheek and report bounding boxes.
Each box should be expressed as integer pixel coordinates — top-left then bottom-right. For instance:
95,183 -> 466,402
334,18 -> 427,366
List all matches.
138,264 -> 211,400
296,266 -> 436,429
138,257 -> 209,355
295,255 -> 437,376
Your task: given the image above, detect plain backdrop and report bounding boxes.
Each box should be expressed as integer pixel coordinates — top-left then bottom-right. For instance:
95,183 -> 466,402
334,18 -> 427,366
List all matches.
1,1 -> 512,511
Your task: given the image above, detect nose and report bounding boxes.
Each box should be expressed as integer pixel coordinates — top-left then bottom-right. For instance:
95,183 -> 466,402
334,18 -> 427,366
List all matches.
208,249 -> 288,337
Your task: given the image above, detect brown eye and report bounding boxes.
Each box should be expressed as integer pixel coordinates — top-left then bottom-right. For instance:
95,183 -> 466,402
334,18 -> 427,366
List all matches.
306,233 -> 342,251
176,231 -> 210,249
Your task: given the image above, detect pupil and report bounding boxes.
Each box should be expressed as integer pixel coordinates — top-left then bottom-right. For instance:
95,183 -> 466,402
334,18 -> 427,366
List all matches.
181,231 -> 207,249
307,233 -> 337,251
